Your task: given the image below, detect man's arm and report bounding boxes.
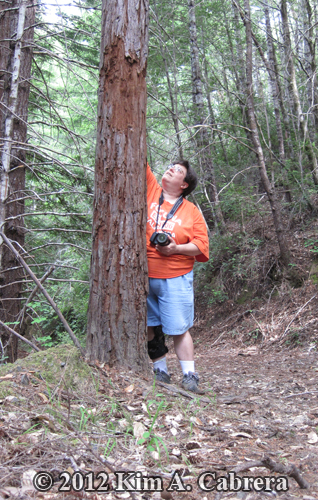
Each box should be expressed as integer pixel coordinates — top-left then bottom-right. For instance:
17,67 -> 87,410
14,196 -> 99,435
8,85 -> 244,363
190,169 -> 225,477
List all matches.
155,237 -> 201,257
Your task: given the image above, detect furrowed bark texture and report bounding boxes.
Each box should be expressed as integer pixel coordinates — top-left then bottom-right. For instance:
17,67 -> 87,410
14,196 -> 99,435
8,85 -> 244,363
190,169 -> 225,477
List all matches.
86,0 -> 149,370
0,0 -> 35,362
244,0 -> 290,267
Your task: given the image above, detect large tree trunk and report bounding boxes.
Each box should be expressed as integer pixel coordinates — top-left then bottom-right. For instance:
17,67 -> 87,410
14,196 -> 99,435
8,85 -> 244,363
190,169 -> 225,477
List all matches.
86,0 -> 149,370
0,0 -> 35,362
188,0 -> 225,232
244,0 -> 290,267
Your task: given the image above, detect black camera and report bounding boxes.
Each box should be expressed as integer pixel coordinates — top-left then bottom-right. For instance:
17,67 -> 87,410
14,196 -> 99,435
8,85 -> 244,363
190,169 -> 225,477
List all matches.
150,231 -> 172,246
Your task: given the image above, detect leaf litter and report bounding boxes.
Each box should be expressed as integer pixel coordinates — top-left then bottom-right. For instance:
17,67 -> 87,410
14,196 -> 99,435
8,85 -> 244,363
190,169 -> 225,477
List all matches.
0,293 -> 318,500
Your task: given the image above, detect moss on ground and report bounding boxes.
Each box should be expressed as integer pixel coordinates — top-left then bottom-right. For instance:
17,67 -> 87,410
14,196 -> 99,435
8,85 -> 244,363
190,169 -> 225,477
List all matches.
0,345 -> 96,398
0,381 -> 14,399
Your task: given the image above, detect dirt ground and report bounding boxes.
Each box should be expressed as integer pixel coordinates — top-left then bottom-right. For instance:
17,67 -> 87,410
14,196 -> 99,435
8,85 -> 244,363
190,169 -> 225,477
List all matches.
0,330 -> 317,500
164,338 -> 318,499
0,268 -> 318,500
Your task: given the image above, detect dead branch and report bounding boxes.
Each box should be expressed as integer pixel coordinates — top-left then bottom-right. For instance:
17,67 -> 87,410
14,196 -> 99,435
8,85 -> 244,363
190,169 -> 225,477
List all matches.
0,320 -> 40,352
64,455 -> 80,472
19,227 -> 91,234
0,232 -> 85,357
1,263 -> 80,273
281,294 -> 317,340
284,390 -> 318,399
6,189 -> 93,204
27,242 -> 90,253
5,211 -> 90,221
233,455 -> 309,489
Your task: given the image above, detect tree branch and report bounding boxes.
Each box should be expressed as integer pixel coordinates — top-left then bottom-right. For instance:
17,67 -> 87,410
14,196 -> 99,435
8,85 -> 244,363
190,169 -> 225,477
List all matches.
0,232 -> 85,356
0,320 -> 40,352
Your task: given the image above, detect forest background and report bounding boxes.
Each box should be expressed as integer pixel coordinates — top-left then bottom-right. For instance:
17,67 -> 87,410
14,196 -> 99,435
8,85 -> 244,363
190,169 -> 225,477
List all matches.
1,0 -> 318,362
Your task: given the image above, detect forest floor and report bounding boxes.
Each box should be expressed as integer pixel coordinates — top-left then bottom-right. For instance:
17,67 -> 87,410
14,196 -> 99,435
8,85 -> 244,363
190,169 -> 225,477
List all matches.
0,207 -> 318,500
0,294 -> 317,500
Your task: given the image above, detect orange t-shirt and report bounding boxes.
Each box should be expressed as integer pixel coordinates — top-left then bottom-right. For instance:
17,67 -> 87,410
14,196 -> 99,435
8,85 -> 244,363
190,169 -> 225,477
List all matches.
147,163 -> 209,278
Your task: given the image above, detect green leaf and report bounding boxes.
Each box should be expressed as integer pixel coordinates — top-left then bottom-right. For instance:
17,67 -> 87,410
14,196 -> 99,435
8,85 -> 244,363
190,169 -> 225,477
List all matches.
31,316 -> 47,324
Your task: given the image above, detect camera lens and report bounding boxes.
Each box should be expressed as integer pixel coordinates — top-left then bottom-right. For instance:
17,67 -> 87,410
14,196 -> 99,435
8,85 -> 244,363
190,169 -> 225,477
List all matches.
157,233 -> 168,245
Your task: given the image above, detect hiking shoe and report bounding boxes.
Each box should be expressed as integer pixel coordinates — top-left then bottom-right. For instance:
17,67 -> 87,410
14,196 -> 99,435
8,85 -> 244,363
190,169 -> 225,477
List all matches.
154,368 -> 171,384
181,372 -> 200,393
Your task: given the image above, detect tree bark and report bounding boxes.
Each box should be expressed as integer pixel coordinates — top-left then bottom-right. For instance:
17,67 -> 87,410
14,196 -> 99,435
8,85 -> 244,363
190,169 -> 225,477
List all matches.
86,0 -> 149,371
0,0 -> 36,362
244,0 -> 290,267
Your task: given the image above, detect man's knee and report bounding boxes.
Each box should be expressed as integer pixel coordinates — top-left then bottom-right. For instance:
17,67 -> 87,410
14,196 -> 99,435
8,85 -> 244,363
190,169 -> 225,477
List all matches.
147,325 -> 169,360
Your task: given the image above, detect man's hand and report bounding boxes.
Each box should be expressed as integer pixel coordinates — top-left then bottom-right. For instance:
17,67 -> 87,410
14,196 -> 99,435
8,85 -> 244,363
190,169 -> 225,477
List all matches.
155,236 -> 202,257
155,235 -> 178,256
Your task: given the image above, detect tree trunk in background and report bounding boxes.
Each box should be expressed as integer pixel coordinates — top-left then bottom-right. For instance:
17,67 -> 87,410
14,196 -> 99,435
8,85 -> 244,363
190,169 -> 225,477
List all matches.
244,0 -> 290,267
0,0 -> 35,362
86,0 -> 149,370
280,0 -> 318,185
188,0 -> 225,232
153,2 -> 183,158
303,0 -> 318,135
232,0 -> 254,150
201,27 -> 229,167
264,4 -> 292,202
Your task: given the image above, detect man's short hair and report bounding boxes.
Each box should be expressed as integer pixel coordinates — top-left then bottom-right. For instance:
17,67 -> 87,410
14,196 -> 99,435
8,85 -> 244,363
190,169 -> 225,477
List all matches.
173,160 -> 198,197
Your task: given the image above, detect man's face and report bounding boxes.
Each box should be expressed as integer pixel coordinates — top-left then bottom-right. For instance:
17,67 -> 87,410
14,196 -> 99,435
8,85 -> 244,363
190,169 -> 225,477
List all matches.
162,164 -> 188,192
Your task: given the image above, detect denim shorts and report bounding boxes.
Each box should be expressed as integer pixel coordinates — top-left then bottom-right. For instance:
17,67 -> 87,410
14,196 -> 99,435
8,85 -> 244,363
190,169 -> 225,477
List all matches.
147,270 -> 194,336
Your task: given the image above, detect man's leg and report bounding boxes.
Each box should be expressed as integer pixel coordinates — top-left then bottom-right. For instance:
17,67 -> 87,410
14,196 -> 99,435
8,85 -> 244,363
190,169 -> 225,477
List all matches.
173,330 -> 200,392
148,326 -> 170,383
173,330 -> 194,361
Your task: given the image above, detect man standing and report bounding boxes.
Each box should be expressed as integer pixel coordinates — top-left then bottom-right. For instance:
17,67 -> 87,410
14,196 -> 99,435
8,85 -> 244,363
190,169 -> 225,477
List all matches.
147,161 -> 209,393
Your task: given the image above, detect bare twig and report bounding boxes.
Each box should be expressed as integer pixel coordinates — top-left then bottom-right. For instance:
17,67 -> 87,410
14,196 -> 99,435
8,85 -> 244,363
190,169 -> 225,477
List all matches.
0,232 -> 85,356
5,211 -> 90,221
0,320 -> 40,352
64,455 -> 80,471
284,390 -> 318,399
281,294 -> 317,340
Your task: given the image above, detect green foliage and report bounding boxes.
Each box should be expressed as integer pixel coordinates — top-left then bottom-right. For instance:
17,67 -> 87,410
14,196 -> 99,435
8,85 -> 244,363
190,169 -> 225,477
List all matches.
3,0 -> 317,354
195,232 -> 263,305
304,238 -> 318,254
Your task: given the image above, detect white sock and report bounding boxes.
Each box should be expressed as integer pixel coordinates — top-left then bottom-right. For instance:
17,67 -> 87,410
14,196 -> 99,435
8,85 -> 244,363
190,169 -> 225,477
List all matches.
179,360 -> 195,375
153,357 -> 169,374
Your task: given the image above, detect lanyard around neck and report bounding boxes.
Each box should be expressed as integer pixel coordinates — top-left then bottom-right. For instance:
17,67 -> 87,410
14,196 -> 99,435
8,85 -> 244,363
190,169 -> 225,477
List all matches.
154,190 -> 183,232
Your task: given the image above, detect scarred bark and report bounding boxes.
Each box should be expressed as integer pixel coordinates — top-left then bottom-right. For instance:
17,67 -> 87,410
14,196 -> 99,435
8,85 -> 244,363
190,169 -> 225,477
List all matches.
0,0 -> 35,362
86,0 -> 149,370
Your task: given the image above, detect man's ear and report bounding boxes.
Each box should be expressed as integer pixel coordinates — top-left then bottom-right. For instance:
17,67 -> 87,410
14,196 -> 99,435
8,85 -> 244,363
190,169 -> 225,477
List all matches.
181,182 -> 189,190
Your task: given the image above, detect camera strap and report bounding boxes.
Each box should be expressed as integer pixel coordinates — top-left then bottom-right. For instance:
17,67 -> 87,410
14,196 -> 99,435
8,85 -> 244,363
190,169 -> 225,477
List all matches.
154,191 -> 183,232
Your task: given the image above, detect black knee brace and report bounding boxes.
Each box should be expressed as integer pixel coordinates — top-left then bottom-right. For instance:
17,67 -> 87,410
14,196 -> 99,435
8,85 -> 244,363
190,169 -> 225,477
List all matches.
148,325 -> 169,360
